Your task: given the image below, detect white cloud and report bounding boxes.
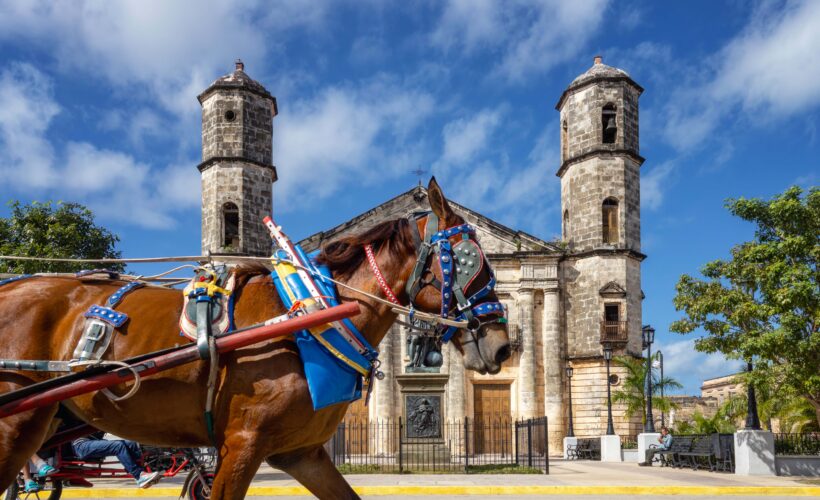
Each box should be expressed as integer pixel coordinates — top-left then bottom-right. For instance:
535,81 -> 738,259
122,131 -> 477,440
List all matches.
0,63 -> 59,188
438,109 -> 502,166
0,63 -> 198,229
431,0 -> 610,83
437,122 -> 560,236
662,0 -> 820,152
641,161 -> 676,210
660,338 -> 745,391
0,0 -> 329,118
274,77 -> 437,206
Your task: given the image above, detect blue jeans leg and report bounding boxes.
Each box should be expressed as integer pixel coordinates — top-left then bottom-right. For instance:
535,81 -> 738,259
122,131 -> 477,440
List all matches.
72,440 -> 144,479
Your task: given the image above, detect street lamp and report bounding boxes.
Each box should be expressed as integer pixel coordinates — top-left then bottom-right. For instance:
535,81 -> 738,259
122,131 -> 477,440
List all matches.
656,350 -> 665,428
642,325 -> 656,433
603,345 -> 615,436
745,360 -> 761,430
566,364 -> 575,438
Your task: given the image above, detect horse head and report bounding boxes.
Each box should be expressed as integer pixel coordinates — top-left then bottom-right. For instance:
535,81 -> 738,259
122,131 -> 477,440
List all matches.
406,177 -> 511,374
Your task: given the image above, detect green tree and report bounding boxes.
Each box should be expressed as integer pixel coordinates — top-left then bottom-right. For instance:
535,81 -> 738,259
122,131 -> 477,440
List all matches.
671,186 -> 820,423
0,201 -> 123,274
612,353 -> 683,426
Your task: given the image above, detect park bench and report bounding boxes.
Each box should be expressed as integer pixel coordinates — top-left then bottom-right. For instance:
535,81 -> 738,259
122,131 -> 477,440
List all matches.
678,435 -> 715,471
566,438 -> 601,460
714,434 -> 735,472
654,435 -> 693,467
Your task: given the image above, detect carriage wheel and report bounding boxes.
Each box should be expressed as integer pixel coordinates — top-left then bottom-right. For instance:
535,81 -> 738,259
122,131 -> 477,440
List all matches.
186,469 -> 214,500
4,476 -> 63,500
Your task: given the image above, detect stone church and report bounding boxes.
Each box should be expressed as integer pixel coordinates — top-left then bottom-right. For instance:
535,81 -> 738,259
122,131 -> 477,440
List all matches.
197,56 -> 646,452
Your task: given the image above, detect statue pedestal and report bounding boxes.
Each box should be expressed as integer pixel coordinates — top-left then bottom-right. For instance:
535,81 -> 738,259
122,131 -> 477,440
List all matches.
396,373 -> 451,465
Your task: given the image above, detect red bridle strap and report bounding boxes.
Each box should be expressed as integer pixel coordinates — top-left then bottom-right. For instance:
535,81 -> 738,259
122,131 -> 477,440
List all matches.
364,244 -> 401,306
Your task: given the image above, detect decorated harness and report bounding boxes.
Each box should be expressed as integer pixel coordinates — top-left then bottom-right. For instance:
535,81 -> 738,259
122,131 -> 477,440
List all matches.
403,212 -> 506,342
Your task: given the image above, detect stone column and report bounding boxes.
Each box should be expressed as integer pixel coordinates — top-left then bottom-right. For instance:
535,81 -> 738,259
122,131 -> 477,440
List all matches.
542,288 -> 563,454
446,343 -> 466,421
373,324 -> 396,455
518,288 -> 537,419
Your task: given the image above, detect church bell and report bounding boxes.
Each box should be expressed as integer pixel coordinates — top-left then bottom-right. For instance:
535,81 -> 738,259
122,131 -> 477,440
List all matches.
605,116 -> 616,132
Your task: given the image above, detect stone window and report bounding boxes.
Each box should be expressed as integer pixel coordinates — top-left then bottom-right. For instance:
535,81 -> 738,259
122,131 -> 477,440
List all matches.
602,198 -> 618,244
602,104 -> 616,144
224,110 -> 237,122
602,302 -> 624,342
223,202 -> 240,249
562,209 -> 569,240
604,303 -> 620,323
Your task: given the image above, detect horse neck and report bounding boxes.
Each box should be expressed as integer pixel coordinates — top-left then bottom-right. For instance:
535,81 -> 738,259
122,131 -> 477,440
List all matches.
333,246 -> 414,349
232,249 -> 413,349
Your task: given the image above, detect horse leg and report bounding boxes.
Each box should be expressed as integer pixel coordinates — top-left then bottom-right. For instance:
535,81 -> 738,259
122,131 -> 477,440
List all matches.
267,446 -> 359,500
0,404 -> 58,491
208,432 -> 264,500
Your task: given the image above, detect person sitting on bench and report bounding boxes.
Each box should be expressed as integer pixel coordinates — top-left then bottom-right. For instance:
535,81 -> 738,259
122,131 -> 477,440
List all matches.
71,432 -> 161,488
641,427 -> 672,466
20,453 -> 58,493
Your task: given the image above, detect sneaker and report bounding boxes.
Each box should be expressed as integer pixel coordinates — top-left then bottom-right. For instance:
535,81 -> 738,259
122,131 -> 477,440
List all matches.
136,470 -> 161,489
37,464 -> 58,477
25,480 -> 41,493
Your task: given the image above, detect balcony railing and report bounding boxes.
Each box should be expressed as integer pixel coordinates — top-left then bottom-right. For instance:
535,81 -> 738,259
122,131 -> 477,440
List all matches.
600,320 -> 628,344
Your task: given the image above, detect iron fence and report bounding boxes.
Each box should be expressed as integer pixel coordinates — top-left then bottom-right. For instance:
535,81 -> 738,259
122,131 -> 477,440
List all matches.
326,417 -> 548,473
774,433 -> 820,456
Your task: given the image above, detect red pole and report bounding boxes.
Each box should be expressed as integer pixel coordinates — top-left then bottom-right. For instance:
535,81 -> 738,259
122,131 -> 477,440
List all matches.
0,302 -> 360,419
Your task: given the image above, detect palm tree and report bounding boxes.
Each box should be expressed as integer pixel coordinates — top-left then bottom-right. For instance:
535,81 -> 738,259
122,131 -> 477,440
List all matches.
612,353 -> 683,427
673,410 -> 736,434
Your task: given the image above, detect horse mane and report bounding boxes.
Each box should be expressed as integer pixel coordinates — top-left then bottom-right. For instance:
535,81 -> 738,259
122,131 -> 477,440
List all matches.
231,262 -> 271,290
317,218 -> 417,279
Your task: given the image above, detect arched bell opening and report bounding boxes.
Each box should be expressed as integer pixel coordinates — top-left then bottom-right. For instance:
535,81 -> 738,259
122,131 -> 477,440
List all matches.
223,202 -> 240,249
602,104 -> 617,144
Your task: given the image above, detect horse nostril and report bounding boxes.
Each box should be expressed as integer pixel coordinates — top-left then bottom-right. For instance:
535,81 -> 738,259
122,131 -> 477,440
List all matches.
495,343 -> 511,365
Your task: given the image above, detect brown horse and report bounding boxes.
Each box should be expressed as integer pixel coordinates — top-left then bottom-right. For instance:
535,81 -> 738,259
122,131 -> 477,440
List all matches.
0,179 -> 510,499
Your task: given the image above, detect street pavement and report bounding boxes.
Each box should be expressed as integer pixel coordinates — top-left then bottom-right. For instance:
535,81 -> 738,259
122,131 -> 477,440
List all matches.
39,460 -> 819,498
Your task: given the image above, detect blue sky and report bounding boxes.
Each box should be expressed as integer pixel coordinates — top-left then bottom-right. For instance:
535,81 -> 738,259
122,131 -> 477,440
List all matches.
0,0 -> 818,395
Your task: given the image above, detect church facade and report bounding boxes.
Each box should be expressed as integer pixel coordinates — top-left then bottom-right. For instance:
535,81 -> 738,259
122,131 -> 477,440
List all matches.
198,56 -> 646,452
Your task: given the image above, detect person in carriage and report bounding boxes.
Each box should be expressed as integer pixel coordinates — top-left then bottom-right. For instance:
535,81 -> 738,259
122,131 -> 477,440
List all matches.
19,453 -> 57,493
71,432 -> 161,488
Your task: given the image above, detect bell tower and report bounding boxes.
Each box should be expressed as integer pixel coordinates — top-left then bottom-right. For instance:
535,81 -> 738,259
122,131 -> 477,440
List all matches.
198,60 -> 278,256
557,56 -> 645,437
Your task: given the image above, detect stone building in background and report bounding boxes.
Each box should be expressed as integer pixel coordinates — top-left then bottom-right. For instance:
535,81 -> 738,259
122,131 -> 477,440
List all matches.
199,57 -> 647,453
199,60 -> 278,257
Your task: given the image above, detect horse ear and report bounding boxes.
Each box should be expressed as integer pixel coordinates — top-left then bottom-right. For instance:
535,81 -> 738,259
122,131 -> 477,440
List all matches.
427,176 -> 455,222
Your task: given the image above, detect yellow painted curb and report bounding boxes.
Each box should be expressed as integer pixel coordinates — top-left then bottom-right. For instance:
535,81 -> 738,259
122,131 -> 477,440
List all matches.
59,485 -> 820,497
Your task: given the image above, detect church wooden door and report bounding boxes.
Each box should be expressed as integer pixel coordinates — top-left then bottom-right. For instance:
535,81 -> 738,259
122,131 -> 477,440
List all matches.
473,383 -> 512,455
342,389 -> 369,455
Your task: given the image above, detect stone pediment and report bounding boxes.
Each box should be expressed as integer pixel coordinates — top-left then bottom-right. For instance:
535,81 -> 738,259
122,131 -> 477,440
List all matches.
599,281 -> 627,298
299,186 -> 561,256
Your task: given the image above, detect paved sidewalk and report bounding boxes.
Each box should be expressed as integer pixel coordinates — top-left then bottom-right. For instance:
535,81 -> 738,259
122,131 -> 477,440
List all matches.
50,460 -> 819,498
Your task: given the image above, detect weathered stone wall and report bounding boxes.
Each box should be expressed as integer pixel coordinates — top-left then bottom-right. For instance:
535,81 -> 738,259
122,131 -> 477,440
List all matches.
559,83 -> 640,162
201,162 -> 274,256
568,358 -> 643,437
561,254 -> 643,358
201,91 -> 273,164
560,157 -> 641,253
200,82 -> 275,256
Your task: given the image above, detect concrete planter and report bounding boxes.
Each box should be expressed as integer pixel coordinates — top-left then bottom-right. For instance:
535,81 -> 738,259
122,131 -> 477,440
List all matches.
621,449 -> 639,463
775,455 -> 820,476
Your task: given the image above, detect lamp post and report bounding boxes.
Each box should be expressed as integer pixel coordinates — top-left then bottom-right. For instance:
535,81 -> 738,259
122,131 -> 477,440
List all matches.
642,325 -> 656,433
745,360 -> 761,430
603,345 -> 615,436
656,350 -> 664,428
566,365 -> 575,438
